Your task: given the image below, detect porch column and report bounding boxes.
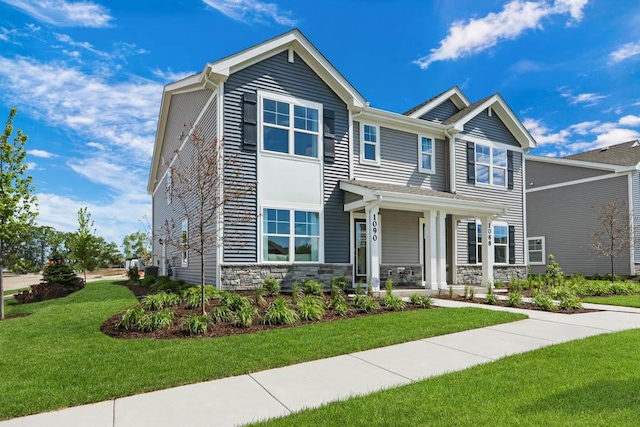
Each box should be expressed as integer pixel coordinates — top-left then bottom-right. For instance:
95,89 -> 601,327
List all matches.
423,210 -> 438,289
481,216 -> 494,286
366,203 -> 381,292
436,210 -> 447,289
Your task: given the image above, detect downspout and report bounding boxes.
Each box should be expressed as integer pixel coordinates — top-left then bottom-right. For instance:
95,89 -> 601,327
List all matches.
444,128 -> 456,194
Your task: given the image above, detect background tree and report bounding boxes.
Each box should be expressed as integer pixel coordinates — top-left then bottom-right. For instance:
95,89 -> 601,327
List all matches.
161,127 -> 253,315
67,207 -> 98,283
589,199 -> 633,282
0,108 -> 37,320
123,231 -> 150,260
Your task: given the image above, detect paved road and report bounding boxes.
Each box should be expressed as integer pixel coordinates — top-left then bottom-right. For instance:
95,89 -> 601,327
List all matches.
2,272 -> 126,292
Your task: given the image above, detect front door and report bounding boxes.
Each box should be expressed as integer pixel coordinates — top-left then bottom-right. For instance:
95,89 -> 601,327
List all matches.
355,219 -> 367,282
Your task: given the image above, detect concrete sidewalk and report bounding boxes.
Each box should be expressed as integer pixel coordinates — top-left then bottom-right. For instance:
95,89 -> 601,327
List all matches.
2,301 -> 640,427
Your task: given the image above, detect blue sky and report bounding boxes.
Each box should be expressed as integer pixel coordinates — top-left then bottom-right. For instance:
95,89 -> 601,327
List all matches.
0,0 -> 639,247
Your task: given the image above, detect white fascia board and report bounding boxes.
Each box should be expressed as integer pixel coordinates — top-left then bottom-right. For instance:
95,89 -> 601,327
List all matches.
375,191 -> 506,215
206,29 -> 366,109
339,181 -> 377,199
357,107 -> 447,137
450,94 -> 537,151
525,154 -> 635,173
407,87 -> 471,119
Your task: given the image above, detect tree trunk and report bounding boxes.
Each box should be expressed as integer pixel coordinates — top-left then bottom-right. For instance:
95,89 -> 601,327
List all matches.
611,255 -> 614,284
200,240 -> 206,316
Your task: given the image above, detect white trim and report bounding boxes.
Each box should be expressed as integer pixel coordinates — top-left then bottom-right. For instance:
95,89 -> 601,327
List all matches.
419,217 -> 425,287
526,172 -> 626,193
418,134 -> 436,174
355,107 -> 446,137
259,206 -> 324,264
406,87 -> 471,119
475,219 -> 510,266
216,81 -> 224,289
448,132 -> 456,194
460,134 -> 524,153
525,153 -> 638,173
522,153 -> 527,268
152,89 -> 218,195
474,143 -> 508,189
360,122 -> 380,165
527,236 -> 546,266
629,172 -> 635,274
257,90 -> 324,159
348,109 -> 354,181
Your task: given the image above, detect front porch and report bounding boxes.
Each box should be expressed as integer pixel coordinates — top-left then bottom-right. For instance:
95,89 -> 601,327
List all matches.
341,180 -> 507,292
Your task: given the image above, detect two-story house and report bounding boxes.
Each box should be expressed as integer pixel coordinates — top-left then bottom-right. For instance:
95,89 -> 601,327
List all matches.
148,29 -> 536,291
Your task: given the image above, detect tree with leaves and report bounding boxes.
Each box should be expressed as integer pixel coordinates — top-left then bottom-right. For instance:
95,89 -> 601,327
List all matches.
589,199 -> 633,282
161,127 -> 253,315
67,207 -> 98,283
0,108 -> 38,320
123,231 -> 150,260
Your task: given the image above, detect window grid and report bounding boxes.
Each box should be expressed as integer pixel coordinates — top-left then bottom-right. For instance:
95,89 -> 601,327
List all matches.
362,124 -> 379,163
476,144 -> 507,187
262,97 -> 320,158
263,209 -> 320,263
476,222 -> 508,264
527,237 -> 545,265
419,136 -> 434,173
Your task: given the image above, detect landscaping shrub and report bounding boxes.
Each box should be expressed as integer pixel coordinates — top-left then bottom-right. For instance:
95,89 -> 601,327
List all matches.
297,295 -> 325,321
264,297 -> 299,325
381,294 -> 405,311
139,309 -> 175,332
385,278 -> 393,296
263,278 -> 281,296
117,307 -> 146,330
182,314 -> 209,335
254,285 -> 267,309
291,281 -> 302,304
558,294 -> 583,310
332,298 -> 349,316
127,267 -> 139,283
140,274 -> 157,287
331,276 -> 347,290
506,292 -> 522,308
182,285 -> 218,309
352,294 -> 379,312
409,294 -> 432,308
210,305 -> 234,324
233,305 -> 259,328
141,292 -> 180,310
150,277 -> 190,293
548,285 -> 572,300
545,254 -> 564,287
532,290 -> 556,311
485,294 -> 498,305
302,280 -> 323,296
42,261 -> 83,289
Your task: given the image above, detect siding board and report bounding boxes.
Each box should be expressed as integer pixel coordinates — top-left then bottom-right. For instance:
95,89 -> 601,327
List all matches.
461,109 -> 520,147
381,210 -> 421,264
419,99 -> 459,123
526,159 -> 611,188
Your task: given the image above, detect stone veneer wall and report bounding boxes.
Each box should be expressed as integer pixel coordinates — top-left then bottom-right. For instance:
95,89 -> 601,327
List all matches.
380,264 -> 423,286
220,264 -> 352,290
456,265 -> 527,286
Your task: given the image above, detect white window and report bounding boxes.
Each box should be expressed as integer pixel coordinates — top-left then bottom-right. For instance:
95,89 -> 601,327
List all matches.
476,144 -> 507,187
166,168 -> 172,205
263,208 -> 320,262
476,221 -> 508,264
181,219 -> 188,267
528,236 -> 545,265
418,135 -> 435,174
261,94 -> 321,158
361,123 -> 379,164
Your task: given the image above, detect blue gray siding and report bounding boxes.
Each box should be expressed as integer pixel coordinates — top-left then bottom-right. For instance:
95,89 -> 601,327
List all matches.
381,209 -> 421,264
223,50 -> 350,263
419,99 -> 459,123
460,108 -> 520,147
353,122 -> 447,191
632,171 -> 640,263
527,175 -> 631,275
455,138 -> 525,266
152,90 -> 218,285
526,159 -> 611,188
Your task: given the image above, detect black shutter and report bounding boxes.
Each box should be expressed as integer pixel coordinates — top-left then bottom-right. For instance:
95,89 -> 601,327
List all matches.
242,92 -> 257,150
508,226 -> 516,264
323,109 -> 335,162
467,141 -> 475,183
507,150 -> 514,189
467,222 -> 477,264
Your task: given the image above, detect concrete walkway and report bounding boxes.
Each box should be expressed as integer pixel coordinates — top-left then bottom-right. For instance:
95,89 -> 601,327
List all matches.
2,301 -> 640,427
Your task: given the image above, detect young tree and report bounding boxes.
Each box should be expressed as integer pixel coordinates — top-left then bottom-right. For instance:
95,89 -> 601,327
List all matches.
589,199 -> 633,282
67,207 -> 98,283
0,108 -> 38,320
161,127 -> 254,315
123,231 -> 150,260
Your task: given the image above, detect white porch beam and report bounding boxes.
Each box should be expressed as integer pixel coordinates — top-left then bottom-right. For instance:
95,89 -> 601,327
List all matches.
436,210 -> 447,289
366,203 -> 381,292
481,216 -> 494,286
423,210 -> 438,289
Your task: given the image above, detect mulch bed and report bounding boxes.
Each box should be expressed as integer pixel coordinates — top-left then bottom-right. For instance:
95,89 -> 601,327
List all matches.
102,283 -> 428,340
436,294 -> 600,314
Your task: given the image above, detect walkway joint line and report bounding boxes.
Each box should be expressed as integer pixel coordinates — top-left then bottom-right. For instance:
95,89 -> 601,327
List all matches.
248,374 -> 293,414
347,354 -> 416,383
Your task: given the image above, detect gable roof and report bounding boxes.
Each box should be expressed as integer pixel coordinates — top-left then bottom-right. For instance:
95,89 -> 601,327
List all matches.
565,140 -> 640,167
443,93 -> 536,150
404,86 -> 470,119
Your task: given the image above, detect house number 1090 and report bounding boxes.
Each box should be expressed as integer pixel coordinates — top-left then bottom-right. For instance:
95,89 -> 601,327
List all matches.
371,214 -> 378,241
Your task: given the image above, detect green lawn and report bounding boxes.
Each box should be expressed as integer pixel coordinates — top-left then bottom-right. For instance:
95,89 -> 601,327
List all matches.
582,295 -> 640,308
254,328 -> 640,426
3,287 -> 29,296
0,281 -> 525,420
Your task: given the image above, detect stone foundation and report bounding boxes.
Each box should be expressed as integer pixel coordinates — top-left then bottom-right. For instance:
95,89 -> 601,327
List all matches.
220,263 -> 353,291
380,264 -> 423,287
456,265 -> 527,286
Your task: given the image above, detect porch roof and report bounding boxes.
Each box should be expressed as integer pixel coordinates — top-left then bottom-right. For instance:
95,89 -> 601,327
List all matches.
339,180 -> 506,217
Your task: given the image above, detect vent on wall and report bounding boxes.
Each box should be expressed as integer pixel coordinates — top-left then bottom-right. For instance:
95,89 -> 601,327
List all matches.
600,147 -> 609,152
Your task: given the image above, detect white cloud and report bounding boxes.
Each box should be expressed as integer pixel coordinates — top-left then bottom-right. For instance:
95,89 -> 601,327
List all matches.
86,141 -> 104,150
610,41 -> 640,63
202,0 -> 296,26
26,161 -> 37,170
619,115 -> 640,127
27,149 -> 56,158
152,68 -> 197,83
1,0 -> 113,27
415,0 -> 589,69
559,89 -> 608,106
523,118 -> 570,145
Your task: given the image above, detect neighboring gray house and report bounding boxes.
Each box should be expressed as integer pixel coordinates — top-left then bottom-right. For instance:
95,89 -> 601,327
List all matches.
526,140 -> 640,276
148,29 -> 537,291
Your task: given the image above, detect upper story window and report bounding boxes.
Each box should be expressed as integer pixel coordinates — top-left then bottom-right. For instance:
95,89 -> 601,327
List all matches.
527,237 -> 545,265
476,144 -> 507,187
361,123 -> 379,164
263,208 -> 320,262
261,94 -> 321,159
418,135 -> 435,174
